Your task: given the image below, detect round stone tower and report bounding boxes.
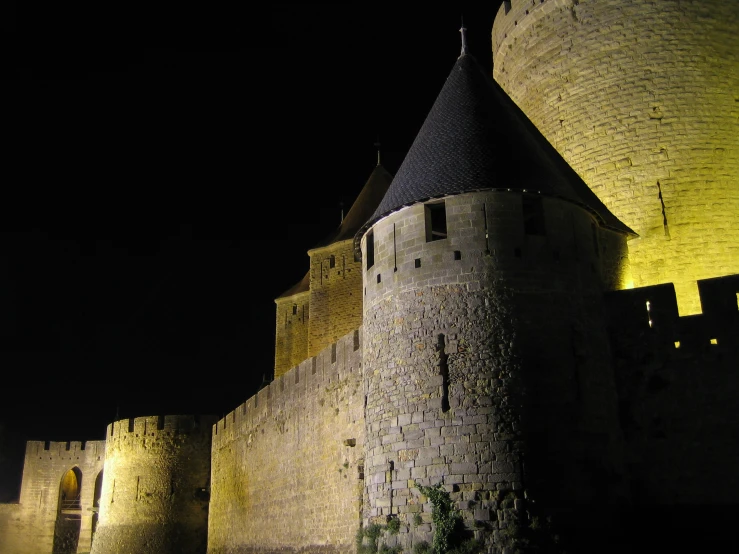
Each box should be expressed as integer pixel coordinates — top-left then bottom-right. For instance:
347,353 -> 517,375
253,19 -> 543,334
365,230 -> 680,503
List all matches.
355,42 -> 632,552
90,414 -> 217,554
492,0 -> 739,315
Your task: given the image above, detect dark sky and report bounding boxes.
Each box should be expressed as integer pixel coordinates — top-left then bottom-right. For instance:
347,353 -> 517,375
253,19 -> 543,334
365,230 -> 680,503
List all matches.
0,3 -> 504,500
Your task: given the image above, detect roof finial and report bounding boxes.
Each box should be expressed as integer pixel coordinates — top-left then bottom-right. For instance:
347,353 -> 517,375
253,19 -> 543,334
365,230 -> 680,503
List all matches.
460,16 -> 468,57
374,134 -> 381,166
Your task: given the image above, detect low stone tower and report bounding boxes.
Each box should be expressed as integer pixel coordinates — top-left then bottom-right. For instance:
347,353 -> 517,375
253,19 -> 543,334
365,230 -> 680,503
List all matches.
355,37 -> 633,552
90,414 -> 217,554
492,0 -> 739,315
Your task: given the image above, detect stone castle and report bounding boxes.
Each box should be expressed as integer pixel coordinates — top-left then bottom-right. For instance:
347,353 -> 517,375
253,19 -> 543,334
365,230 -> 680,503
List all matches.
1,1 -> 738,552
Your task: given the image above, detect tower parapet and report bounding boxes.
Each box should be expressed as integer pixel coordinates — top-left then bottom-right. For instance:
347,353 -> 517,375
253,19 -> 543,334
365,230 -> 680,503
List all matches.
90,414 -> 217,554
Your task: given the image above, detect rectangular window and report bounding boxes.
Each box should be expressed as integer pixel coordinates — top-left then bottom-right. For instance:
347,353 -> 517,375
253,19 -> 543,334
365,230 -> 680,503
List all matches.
366,231 -> 375,269
425,201 -> 447,242
522,196 -> 546,235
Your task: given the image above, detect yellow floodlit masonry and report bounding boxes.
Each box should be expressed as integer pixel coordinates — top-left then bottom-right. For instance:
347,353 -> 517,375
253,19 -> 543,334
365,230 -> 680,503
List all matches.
493,0 -> 739,315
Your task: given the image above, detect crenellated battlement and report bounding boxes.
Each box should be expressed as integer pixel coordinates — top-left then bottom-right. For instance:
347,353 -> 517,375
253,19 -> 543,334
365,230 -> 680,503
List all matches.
605,274 -> 739,360
492,0 -> 554,58
212,327 -> 362,447
105,414 -> 216,453
24,440 -> 106,461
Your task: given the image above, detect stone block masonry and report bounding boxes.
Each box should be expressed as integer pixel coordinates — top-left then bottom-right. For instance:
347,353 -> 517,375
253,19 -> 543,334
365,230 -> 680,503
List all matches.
90,415 -> 217,554
493,0 -> 739,315
0,440 -> 106,554
208,329 -> 365,554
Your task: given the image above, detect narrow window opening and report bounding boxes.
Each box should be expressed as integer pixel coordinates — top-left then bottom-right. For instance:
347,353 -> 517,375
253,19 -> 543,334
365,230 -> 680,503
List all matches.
312,357 -> 317,374
295,367 -> 300,383
353,330 -> 360,351
331,343 -> 337,364
329,255 -> 336,269
454,251 -> 461,260
377,274 -> 381,283
157,415 -> 165,430
128,419 -> 135,433
366,232 -> 375,269
437,334 -> 450,413
710,338 -> 718,345
523,196 -> 546,235
415,258 -> 421,268
674,341 -> 681,349
292,304 -> 297,315
425,201 -> 447,242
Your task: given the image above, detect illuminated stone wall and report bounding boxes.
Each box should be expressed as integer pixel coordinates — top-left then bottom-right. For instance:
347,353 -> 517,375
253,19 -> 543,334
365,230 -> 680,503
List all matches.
274,287 -> 310,379
307,240 -> 364,358
359,192 -> 628,551
492,0 -> 739,315
0,440 -> 105,554
90,415 -> 216,554
208,330 -> 365,554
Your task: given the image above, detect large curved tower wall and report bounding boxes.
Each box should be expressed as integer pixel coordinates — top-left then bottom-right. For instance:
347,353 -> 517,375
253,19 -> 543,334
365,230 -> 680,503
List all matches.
492,0 -> 739,315
90,415 -> 217,554
361,192 -> 628,550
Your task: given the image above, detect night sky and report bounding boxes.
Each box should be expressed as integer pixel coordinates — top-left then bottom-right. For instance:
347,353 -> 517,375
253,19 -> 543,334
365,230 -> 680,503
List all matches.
0,3 -> 504,500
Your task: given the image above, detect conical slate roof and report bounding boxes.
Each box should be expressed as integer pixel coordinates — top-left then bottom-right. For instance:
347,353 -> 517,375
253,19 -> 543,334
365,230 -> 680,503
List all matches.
275,270 -> 310,300
354,52 -> 635,257
311,163 -> 393,249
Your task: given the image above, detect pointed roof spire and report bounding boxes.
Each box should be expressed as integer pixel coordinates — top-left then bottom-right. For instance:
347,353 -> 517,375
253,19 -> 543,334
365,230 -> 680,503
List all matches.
459,17 -> 468,57
353,41 -> 635,257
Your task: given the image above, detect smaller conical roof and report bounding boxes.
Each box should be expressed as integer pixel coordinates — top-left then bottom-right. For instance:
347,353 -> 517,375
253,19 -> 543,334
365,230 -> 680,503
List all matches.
354,51 -> 635,258
275,270 -> 310,301
311,163 -> 393,250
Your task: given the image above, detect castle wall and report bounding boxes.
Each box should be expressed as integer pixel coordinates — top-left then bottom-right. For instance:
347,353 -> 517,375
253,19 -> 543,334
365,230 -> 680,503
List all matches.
492,0 -> 739,315
208,329 -> 365,554
0,440 -> 106,554
274,289 -> 310,379
605,276 -> 739,504
360,191 -> 628,551
307,240 -> 363,358
90,415 -> 217,554
0,503 -> 31,554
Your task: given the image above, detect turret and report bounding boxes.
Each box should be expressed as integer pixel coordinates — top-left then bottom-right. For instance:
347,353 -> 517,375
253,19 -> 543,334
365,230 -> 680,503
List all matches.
90,415 -> 217,554
492,0 -> 739,315
355,31 -> 632,552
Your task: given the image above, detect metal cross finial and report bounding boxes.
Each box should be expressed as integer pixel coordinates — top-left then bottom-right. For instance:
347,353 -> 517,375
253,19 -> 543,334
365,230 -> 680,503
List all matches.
460,17 -> 468,56
374,135 -> 381,165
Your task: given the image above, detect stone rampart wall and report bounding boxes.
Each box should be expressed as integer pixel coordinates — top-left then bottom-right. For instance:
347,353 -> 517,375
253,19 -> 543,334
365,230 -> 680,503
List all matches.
208,329 -> 365,554
10,440 -> 105,554
605,276 -> 739,504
